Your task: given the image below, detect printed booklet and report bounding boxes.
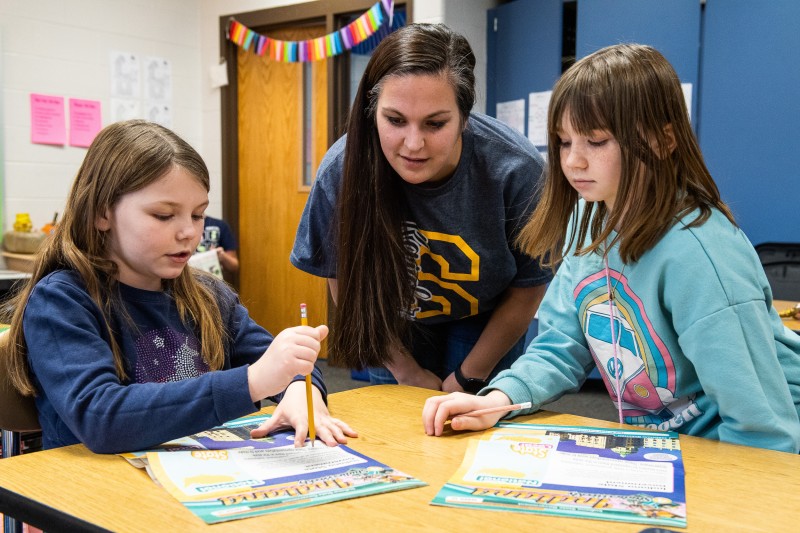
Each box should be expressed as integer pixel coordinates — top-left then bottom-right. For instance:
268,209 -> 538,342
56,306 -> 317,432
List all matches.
432,422 -> 686,528
120,414 -> 425,524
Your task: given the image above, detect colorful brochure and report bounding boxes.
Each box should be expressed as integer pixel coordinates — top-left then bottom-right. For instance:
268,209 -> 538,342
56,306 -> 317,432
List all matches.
121,414 -> 425,524
432,422 -> 686,528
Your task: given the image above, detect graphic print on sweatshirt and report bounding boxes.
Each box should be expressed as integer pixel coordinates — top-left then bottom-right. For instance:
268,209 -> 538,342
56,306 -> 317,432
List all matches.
197,224 -> 222,253
403,221 -> 479,320
134,327 -> 210,383
574,269 -> 700,430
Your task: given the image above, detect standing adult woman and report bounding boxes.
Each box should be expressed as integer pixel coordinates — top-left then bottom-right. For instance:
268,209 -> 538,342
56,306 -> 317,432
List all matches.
292,23 -> 552,392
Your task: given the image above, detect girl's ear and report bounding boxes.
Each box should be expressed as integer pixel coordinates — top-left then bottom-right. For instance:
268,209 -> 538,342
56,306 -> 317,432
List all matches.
662,123 -> 677,156
95,211 -> 111,231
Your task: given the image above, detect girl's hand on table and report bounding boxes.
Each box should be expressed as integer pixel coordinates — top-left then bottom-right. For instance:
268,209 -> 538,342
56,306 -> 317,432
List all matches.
250,381 -> 358,447
422,390 -> 512,436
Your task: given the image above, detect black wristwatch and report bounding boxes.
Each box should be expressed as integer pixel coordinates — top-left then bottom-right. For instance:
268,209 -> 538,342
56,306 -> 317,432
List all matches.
454,364 -> 489,394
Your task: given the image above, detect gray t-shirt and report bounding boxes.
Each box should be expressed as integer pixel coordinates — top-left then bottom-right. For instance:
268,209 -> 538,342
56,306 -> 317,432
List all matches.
291,112 -> 552,325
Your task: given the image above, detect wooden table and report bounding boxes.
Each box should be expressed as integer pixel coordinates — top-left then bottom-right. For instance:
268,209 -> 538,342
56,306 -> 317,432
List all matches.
775,299 -> 800,332
1,385 -> 799,532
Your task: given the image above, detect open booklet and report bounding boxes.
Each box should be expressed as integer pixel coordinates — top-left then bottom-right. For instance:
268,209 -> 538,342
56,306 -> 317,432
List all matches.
432,422 -> 686,528
187,249 -> 223,279
120,414 -> 425,524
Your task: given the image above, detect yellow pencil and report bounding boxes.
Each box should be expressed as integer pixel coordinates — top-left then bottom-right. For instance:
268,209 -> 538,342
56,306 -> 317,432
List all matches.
300,303 -> 316,447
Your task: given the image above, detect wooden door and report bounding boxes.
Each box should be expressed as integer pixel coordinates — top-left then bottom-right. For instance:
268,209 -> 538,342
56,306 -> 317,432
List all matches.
237,25 -> 329,344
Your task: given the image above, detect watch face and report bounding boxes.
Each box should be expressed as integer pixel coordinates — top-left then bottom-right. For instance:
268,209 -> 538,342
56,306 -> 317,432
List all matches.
455,365 -> 488,394
464,378 -> 487,394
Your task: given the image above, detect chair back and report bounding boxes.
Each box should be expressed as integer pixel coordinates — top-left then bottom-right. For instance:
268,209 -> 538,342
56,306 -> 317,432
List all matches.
755,242 -> 800,301
0,329 -> 40,432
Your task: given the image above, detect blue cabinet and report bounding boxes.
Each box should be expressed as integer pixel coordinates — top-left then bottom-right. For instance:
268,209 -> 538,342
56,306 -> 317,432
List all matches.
698,0 -> 800,246
576,0 -> 701,122
486,0 -> 563,134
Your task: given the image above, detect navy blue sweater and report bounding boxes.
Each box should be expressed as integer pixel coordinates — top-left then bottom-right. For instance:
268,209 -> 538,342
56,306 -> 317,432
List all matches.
23,270 -> 325,453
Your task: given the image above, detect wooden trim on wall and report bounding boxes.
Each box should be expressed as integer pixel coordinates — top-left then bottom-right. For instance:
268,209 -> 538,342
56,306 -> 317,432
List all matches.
219,1 -> 412,248
218,15 -> 239,289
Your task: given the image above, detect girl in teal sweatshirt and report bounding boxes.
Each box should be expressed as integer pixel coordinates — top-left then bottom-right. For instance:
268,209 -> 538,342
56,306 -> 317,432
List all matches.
423,43 -> 800,453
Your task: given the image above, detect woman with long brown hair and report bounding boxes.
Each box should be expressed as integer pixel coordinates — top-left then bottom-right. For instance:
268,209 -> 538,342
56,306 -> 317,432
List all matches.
292,23 -> 551,393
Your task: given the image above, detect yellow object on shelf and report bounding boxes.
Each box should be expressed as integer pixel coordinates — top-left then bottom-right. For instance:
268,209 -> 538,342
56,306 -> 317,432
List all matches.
4,212 -> 47,255
13,213 -> 33,232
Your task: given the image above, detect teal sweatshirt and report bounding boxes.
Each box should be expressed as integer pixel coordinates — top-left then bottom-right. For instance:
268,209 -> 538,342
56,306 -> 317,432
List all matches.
488,207 -> 800,453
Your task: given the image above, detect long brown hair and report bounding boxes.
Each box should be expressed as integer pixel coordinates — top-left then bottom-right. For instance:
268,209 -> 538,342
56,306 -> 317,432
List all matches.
330,23 -> 476,368
2,120 -> 226,396
518,43 -> 735,268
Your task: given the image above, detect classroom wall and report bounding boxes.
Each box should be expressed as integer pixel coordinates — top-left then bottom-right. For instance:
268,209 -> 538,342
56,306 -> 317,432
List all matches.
0,0 -> 204,236
0,0 -> 491,251
442,0 -> 500,115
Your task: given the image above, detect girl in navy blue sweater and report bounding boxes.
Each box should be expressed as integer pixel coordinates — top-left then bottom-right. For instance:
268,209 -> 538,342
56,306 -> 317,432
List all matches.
2,120 -> 356,453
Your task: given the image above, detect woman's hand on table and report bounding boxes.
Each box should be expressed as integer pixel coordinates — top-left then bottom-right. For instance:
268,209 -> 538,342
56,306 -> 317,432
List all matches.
387,348 -> 443,390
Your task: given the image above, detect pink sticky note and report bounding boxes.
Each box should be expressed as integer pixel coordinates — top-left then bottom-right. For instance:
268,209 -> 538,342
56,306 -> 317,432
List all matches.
30,93 -> 66,145
69,98 -> 103,148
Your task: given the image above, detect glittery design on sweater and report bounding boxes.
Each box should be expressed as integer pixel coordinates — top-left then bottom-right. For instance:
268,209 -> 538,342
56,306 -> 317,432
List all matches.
134,327 -> 209,383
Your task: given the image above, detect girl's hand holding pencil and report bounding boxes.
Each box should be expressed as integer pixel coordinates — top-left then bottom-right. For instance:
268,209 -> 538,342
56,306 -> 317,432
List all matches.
247,311 -> 358,448
246,324 -> 328,402
422,390 -> 530,437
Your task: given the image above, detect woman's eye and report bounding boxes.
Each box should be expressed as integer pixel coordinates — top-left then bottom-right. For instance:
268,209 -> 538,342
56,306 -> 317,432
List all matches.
558,139 -> 571,148
154,214 -> 172,221
427,121 -> 446,130
192,214 -> 204,221
588,139 -> 608,147
386,116 -> 404,126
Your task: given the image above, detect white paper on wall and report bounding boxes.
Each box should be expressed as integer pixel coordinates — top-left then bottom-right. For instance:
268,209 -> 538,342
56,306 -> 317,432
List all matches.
495,98 -> 525,135
144,56 -> 172,102
110,51 -> 140,99
681,83 -> 693,122
527,90 -> 552,147
110,98 -> 141,123
209,61 -> 229,89
146,102 -> 172,128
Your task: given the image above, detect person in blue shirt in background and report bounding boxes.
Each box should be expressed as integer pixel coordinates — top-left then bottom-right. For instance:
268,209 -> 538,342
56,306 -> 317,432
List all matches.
423,44 -> 800,453
1,120 -> 356,453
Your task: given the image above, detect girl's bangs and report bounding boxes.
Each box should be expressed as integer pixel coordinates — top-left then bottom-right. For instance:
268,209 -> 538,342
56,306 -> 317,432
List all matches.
552,62 -> 612,137
563,90 -> 609,135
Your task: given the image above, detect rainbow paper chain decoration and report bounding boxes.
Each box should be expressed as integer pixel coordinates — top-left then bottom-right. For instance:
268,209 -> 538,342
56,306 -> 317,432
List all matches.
228,0 -> 394,63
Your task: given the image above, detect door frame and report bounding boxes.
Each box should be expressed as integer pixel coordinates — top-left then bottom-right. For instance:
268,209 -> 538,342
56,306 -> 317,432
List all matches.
218,0 -> 413,290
